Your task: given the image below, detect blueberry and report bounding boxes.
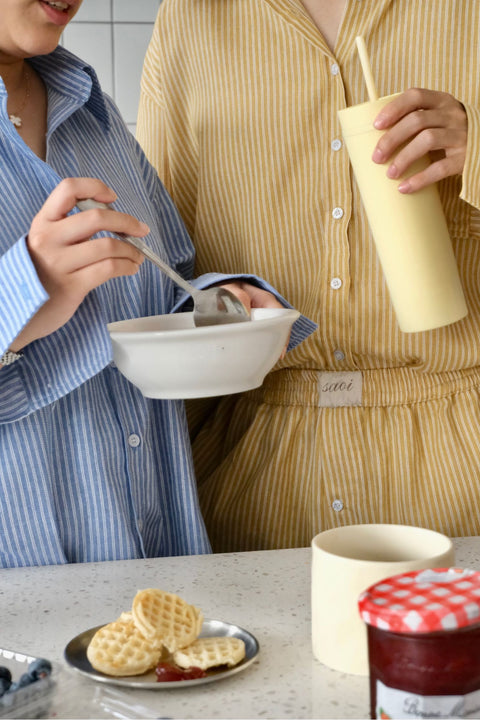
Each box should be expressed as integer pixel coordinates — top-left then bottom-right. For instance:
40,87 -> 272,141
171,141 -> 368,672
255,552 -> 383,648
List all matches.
18,673 -> 33,688
28,658 -> 52,681
0,677 -> 11,698
0,667 -> 11,683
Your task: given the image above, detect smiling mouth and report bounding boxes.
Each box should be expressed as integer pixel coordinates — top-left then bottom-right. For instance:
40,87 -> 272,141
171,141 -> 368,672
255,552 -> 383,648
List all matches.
41,0 -> 70,11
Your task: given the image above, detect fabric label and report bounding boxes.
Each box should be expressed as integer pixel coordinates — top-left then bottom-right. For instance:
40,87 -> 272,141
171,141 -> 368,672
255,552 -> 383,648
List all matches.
318,371 -> 362,407
376,680 -> 480,718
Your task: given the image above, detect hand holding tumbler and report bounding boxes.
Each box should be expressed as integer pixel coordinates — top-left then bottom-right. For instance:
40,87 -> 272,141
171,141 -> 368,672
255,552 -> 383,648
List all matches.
337,38 -> 467,333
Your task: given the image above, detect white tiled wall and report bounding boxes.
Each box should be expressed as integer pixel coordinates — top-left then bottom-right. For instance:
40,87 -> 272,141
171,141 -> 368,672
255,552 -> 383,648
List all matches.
62,0 -> 162,134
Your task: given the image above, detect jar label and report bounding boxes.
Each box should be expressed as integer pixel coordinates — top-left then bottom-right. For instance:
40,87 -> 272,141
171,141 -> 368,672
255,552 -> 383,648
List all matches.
376,680 -> 480,718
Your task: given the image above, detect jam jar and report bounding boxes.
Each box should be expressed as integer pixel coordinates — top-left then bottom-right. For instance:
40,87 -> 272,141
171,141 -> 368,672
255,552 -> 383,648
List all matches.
358,568 -> 480,719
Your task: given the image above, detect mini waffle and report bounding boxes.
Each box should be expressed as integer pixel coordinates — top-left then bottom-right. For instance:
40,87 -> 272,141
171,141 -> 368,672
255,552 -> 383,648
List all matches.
173,636 -> 246,670
132,588 -> 203,652
86,620 -> 161,676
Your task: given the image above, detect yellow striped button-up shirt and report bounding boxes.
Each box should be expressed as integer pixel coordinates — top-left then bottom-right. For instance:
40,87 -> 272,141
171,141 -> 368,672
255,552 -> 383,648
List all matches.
138,0 -> 480,550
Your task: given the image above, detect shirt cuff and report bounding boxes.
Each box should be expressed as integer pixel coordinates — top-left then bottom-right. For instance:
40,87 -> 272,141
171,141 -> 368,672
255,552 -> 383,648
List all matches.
171,272 -> 317,352
0,237 -> 112,422
0,235 -> 49,353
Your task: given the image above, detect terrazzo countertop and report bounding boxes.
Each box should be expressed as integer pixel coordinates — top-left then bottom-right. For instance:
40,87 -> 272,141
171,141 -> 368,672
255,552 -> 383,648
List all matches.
0,537 -> 478,719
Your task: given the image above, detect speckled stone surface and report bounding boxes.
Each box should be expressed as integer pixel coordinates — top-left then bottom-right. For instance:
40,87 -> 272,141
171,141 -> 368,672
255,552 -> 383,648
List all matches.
0,538 -> 477,718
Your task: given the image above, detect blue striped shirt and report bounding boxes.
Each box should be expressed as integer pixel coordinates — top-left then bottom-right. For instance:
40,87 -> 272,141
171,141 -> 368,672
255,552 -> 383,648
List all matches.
0,46 -> 314,568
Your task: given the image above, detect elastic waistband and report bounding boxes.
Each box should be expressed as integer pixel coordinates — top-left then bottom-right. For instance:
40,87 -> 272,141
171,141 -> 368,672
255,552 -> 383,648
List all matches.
245,366 -> 480,408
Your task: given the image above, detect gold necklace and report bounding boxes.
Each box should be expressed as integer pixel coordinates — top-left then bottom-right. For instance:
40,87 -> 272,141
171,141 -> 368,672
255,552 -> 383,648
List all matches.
9,67 -> 30,128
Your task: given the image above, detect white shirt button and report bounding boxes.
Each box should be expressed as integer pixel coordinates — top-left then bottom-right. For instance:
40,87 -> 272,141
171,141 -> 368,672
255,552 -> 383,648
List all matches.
330,277 -> 342,290
331,138 -> 342,151
332,499 -> 344,512
333,349 -> 345,362
331,63 -> 340,76
128,433 -> 141,448
332,206 -> 344,220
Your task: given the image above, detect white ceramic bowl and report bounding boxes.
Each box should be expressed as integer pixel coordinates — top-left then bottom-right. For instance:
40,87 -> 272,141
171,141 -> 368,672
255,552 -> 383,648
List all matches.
107,307 -> 300,399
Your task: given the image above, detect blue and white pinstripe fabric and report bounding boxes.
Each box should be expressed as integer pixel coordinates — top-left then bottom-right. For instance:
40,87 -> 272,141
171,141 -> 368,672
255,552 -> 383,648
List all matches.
0,46 -> 315,568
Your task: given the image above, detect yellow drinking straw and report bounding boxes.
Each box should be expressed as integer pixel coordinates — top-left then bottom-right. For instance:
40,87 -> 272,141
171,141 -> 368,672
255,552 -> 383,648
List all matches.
355,36 -> 378,101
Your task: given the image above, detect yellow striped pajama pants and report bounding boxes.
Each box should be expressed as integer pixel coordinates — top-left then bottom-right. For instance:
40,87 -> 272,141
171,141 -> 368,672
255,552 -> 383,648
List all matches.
191,367 -> 480,552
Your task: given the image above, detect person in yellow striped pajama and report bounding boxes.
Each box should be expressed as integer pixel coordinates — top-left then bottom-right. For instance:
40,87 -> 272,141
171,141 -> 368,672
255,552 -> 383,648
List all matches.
137,0 -> 480,551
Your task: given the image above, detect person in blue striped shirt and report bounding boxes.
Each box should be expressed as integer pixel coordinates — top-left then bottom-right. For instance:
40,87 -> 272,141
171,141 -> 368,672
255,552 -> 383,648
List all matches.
0,0 -> 314,567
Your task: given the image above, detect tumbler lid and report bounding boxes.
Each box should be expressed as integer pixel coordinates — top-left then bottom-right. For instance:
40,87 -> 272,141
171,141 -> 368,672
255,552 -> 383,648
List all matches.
358,567 -> 480,633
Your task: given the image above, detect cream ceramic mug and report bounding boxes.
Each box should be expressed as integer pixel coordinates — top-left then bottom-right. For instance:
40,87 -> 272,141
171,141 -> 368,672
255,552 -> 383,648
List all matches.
311,524 -> 455,675
338,95 -> 467,333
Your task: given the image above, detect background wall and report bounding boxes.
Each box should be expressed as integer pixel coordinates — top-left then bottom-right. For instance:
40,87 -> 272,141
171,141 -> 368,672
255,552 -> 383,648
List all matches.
62,0 -> 162,134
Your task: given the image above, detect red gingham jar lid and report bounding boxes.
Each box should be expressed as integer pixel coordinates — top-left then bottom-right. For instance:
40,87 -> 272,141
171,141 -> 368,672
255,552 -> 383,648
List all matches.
358,568 -> 480,634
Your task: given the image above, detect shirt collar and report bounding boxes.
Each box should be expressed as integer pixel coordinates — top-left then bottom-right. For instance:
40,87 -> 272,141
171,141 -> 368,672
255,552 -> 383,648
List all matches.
0,45 -> 111,131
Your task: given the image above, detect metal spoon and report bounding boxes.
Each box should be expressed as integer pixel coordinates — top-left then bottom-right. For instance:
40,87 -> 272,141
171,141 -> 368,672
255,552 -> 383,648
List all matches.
76,199 -> 250,326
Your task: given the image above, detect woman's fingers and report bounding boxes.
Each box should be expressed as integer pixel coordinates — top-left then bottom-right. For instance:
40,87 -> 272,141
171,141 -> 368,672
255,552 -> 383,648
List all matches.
19,178 -> 150,345
32,235 -> 144,277
372,88 -> 467,192
221,282 -> 284,310
37,177 -> 118,222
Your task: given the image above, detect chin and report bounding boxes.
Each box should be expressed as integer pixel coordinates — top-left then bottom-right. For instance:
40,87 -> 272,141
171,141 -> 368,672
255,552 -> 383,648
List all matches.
20,30 -> 63,59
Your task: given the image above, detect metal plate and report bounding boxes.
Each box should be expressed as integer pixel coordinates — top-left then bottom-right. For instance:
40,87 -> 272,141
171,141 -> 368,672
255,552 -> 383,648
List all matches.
64,619 -> 259,689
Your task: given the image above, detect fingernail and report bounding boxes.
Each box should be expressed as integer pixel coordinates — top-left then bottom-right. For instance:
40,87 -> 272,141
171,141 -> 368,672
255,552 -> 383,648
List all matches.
398,181 -> 411,193
387,164 -> 398,179
374,114 -> 386,129
372,148 -> 384,163
140,222 -> 150,233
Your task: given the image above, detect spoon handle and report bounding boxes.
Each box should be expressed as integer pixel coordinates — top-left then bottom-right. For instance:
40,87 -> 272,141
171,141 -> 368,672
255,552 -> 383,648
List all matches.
117,231 -> 196,296
76,199 -> 196,296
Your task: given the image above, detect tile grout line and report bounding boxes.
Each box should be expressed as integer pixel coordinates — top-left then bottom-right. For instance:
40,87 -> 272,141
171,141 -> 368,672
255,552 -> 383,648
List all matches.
110,0 -> 116,102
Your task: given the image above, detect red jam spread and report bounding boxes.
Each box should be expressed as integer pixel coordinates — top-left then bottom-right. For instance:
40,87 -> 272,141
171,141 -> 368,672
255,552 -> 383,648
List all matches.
358,568 -> 480,719
155,662 -> 207,682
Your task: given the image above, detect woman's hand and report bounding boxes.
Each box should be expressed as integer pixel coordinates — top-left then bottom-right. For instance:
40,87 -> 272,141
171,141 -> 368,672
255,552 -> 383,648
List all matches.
11,177 -> 147,351
372,88 -> 468,194
219,281 -> 290,358
218,281 -> 285,314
